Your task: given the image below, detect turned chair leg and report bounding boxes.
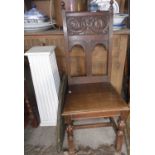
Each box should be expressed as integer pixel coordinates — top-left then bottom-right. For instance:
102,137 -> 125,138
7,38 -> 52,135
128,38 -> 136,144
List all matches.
66,122 -> 75,155
115,116 -> 126,152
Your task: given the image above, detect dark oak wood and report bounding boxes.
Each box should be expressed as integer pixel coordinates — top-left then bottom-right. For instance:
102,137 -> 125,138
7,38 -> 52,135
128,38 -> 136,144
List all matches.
24,0 -> 32,11
110,117 -> 118,134
66,117 -> 75,155
24,1 -> 129,153
115,111 -> 129,152
63,83 -> 129,116
73,122 -> 113,130
62,10 -> 113,85
61,1 -> 129,154
24,30 -> 129,94
56,75 -> 68,152
24,57 -> 40,128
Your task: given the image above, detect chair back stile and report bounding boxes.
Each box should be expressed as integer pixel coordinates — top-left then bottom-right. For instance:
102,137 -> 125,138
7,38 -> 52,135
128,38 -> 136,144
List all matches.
62,1 -> 113,85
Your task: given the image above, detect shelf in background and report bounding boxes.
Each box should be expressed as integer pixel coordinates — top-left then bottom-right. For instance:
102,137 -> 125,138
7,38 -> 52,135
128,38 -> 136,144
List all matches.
24,28 -> 130,36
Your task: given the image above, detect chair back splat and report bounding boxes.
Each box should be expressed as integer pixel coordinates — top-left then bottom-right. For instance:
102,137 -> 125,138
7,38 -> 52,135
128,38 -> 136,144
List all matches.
62,7 -> 113,85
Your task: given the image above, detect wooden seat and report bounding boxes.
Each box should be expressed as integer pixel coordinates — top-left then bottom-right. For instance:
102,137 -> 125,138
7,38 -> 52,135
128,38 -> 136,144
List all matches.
61,1 -> 129,154
62,83 -> 129,116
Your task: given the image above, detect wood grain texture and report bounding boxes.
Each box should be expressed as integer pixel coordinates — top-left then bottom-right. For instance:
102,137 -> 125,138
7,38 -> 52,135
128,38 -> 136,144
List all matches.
73,122 -> 113,130
111,35 -> 128,94
92,44 -> 108,76
24,34 -> 66,74
70,45 -> 86,76
66,13 -> 110,35
62,83 -> 129,116
62,11 -> 113,85
116,0 -> 126,13
56,75 -> 68,152
24,32 -> 129,93
24,29 -> 129,36
61,7 -> 129,153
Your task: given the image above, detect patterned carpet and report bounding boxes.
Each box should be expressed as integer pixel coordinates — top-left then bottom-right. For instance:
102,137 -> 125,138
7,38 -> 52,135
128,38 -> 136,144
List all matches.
25,144 -> 125,155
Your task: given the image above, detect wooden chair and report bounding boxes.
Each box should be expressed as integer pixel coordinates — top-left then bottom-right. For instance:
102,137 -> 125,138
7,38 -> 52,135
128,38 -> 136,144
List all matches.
61,1 -> 129,154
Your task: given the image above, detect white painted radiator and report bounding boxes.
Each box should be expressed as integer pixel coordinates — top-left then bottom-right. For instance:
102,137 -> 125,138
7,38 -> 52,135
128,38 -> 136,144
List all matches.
25,46 -> 60,126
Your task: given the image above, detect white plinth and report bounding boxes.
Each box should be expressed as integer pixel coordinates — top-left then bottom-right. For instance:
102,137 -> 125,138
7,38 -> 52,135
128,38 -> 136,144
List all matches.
25,46 -> 60,126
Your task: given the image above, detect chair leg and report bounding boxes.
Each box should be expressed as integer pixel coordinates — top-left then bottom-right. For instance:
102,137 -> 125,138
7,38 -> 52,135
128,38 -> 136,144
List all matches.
66,122 -> 75,155
115,116 -> 126,152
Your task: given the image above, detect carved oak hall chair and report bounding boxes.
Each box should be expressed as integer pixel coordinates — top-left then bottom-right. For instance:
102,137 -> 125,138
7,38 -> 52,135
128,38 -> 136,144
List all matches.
61,1 -> 129,154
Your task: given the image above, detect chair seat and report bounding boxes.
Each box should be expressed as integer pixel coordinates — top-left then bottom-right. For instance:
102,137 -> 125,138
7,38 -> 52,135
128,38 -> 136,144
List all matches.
62,82 -> 129,116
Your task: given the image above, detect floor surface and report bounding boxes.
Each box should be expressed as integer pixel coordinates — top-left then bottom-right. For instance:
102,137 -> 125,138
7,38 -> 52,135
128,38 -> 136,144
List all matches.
25,118 -> 128,155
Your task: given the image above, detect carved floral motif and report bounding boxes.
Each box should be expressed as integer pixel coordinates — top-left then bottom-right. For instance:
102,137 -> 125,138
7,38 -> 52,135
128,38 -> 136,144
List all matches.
67,15 -> 109,35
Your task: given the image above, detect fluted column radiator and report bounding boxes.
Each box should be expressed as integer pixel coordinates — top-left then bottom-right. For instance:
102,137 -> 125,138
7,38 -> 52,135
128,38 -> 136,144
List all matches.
25,46 -> 60,126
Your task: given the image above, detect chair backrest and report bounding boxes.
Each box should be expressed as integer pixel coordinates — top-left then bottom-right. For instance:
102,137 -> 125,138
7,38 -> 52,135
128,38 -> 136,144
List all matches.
62,1 -> 113,85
